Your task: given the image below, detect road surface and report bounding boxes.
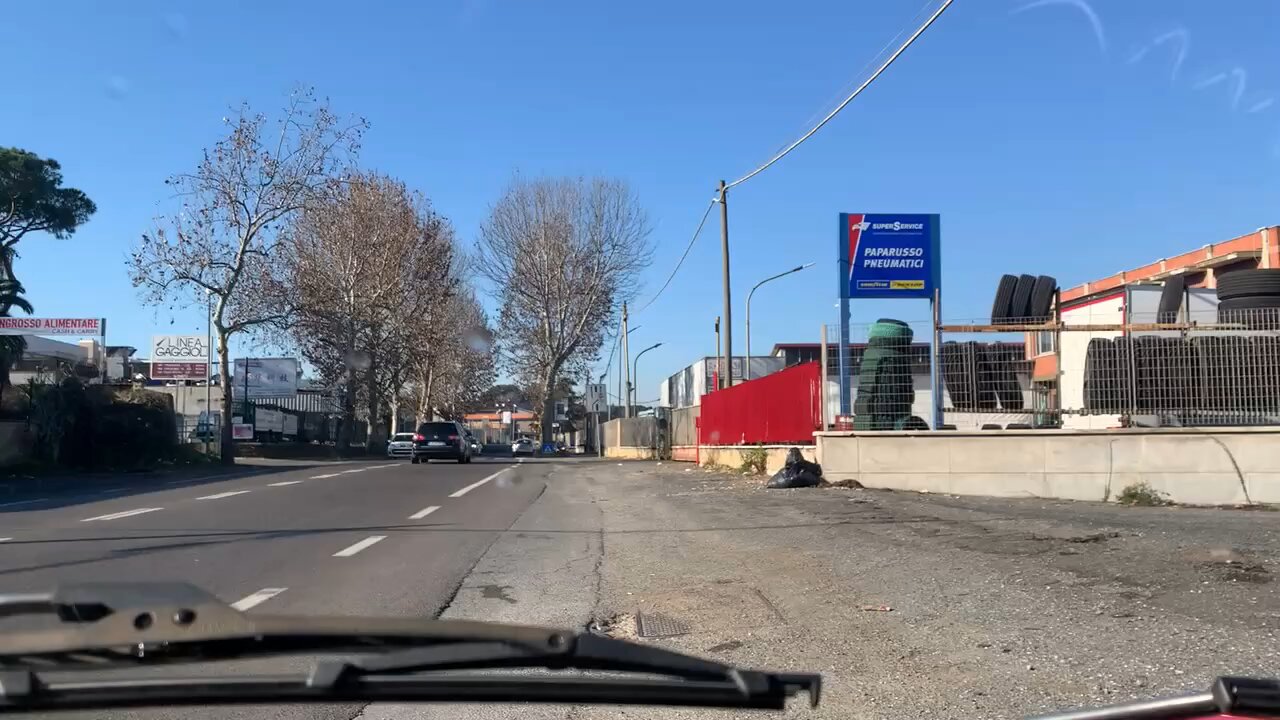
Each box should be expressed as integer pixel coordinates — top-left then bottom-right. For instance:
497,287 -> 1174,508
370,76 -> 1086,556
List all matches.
0,456 -> 550,720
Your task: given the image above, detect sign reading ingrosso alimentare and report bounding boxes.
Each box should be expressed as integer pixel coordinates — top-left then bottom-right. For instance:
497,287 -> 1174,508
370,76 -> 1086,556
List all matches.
0,317 -> 103,336
838,213 -> 940,300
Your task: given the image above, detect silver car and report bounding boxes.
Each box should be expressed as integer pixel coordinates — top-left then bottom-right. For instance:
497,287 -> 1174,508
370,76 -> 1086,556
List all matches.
511,437 -> 536,455
386,432 -> 416,458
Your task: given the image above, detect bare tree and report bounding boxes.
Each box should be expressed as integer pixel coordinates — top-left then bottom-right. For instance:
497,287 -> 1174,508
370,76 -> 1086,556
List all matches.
130,89 -> 365,463
404,289 -> 495,423
475,176 -> 651,442
282,172 -> 457,453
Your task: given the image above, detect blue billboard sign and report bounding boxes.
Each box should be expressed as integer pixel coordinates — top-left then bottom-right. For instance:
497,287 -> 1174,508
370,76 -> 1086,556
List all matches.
837,213 -> 941,299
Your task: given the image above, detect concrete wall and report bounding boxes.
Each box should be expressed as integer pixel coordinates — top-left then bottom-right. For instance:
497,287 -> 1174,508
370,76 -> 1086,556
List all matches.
671,405 -> 699,447
698,444 -> 817,475
600,417 -> 657,450
605,446 -> 657,460
816,428 -> 1280,505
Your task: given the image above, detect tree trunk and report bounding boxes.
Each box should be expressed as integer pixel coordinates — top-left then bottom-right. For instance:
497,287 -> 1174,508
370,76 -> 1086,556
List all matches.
336,328 -> 356,456
217,329 -> 235,465
540,364 -> 559,446
364,362 -> 380,453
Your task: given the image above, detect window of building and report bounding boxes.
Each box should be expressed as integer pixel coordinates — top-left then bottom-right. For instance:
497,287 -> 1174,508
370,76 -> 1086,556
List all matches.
1035,331 -> 1056,355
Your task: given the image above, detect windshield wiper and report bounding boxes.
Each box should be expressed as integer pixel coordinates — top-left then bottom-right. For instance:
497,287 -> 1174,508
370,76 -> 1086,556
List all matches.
0,582 -> 820,712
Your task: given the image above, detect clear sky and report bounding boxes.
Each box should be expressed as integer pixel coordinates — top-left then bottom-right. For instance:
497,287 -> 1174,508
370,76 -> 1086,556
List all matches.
3,0 -> 1278,402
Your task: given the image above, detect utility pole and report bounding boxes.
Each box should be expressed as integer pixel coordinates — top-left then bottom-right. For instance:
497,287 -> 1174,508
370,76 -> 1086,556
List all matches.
714,316 -> 721,391
718,180 -> 732,389
621,302 -> 631,418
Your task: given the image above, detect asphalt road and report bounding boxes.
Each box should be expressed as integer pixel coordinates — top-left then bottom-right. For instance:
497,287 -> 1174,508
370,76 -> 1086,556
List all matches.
0,455 -> 553,720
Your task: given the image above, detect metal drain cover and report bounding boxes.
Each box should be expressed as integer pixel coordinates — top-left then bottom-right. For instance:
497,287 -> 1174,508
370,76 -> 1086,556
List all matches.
635,612 -> 690,638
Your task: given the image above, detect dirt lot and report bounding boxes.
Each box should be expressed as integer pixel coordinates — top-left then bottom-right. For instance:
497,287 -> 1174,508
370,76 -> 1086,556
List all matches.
421,458 -> 1280,720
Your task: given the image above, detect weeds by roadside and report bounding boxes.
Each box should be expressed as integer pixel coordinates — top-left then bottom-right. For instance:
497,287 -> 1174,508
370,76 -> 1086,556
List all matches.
1116,481 -> 1172,506
740,445 -> 767,475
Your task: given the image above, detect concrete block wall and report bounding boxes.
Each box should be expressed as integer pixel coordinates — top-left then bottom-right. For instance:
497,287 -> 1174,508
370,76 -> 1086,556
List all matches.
816,428 -> 1280,505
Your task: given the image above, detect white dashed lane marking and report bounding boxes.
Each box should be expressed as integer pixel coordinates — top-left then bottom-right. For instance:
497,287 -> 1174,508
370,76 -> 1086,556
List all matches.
230,587 -> 287,611
268,480 -> 303,487
197,490 -> 251,500
82,508 -> 163,522
333,536 -> 386,557
448,469 -> 510,498
309,473 -> 340,479
409,505 -> 440,520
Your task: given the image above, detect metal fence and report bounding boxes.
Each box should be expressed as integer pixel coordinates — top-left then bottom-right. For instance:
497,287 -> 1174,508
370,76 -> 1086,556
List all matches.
821,306 -> 1280,430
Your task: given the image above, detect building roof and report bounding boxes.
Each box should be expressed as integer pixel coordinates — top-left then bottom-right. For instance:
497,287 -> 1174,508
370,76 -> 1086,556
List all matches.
1061,225 -> 1278,306
464,411 -> 535,421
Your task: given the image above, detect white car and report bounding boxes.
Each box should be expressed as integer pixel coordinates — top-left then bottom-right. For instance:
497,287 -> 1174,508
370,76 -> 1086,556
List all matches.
511,438 -> 536,455
386,432 -> 415,458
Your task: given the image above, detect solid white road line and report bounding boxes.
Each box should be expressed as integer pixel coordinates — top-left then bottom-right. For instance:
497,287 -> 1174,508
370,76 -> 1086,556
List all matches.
409,505 -> 440,520
0,498 -> 48,508
268,480 -> 303,487
82,507 -> 162,522
230,587 -> 287,611
340,468 -> 368,474
333,536 -> 386,557
449,469 -> 510,498
310,473 -> 340,479
197,490 -> 251,500
0,538 -> 11,542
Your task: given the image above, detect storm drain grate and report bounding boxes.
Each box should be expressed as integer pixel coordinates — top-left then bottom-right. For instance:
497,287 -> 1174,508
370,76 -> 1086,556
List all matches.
635,612 -> 690,638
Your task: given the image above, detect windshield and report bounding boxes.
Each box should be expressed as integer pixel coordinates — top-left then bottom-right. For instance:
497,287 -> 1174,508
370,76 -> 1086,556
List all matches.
1,1 -> 1277,717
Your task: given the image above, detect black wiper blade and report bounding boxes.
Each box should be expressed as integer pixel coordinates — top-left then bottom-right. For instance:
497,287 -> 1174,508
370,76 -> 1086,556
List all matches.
0,582 -> 821,711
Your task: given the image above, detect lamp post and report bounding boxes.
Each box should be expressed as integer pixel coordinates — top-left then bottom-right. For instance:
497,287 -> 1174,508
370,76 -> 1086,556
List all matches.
745,263 -> 814,380
631,342 -> 662,410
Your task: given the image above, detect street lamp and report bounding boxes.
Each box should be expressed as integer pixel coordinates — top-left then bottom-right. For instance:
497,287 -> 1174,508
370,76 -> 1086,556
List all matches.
630,342 -> 663,412
745,263 -> 814,380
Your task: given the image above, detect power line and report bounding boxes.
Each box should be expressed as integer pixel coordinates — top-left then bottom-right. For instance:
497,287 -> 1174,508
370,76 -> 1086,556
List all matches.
633,198 -> 717,315
725,0 -> 954,190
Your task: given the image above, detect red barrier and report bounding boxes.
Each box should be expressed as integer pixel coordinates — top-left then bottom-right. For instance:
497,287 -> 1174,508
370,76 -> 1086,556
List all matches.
698,362 -> 821,445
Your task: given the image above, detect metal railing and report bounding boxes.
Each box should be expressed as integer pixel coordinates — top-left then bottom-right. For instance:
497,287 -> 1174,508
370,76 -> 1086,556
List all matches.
820,306 -> 1280,430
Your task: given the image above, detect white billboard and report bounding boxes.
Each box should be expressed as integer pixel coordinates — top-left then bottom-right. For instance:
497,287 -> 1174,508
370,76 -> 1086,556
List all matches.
255,407 -> 284,433
150,335 -> 209,380
232,358 -> 299,399
0,317 -> 103,336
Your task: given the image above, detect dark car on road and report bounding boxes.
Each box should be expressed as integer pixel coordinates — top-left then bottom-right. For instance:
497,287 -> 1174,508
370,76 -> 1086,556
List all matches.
412,421 -> 472,464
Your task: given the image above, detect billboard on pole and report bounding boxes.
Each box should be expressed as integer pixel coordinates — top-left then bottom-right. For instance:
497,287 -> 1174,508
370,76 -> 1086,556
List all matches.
150,335 -> 209,380
0,317 -> 103,336
838,213 -> 940,300
232,358 -> 299,399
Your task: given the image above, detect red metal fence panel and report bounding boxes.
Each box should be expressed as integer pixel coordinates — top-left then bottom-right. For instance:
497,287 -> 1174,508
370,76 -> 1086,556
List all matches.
698,361 -> 821,445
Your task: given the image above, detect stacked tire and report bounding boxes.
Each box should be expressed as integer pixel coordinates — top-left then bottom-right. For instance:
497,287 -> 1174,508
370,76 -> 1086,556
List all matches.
992,274 -> 1058,324
853,319 -> 916,430
940,340 -> 1026,410
1217,269 -> 1280,329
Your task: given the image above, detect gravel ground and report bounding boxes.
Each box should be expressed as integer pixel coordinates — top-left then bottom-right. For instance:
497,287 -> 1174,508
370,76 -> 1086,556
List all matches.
401,459 -> 1280,719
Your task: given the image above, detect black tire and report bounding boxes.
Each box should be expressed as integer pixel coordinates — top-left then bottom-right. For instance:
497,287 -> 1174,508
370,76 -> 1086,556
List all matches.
1218,295 -> 1280,310
1008,274 -> 1037,323
980,344 -> 1023,410
457,454 -> 467,464
1216,269 -> 1280,301
1157,275 -> 1185,323
411,456 -> 420,464
991,274 -> 1018,324
1028,275 -> 1056,322
940,342 -> 973,410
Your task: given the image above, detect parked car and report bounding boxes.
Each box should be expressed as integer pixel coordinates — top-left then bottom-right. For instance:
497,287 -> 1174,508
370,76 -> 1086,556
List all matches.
411,421 -> 472,464
386,432 -> 416,458
464,431 -> 482,456
511,437 -> 536,456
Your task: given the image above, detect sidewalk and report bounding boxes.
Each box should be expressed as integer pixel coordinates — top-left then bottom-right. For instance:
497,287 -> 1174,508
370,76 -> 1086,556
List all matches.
415,459 -> 1280,719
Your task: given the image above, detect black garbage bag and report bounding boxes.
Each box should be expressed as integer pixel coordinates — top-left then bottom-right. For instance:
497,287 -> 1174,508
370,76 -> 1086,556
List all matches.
765,447 -> 824,489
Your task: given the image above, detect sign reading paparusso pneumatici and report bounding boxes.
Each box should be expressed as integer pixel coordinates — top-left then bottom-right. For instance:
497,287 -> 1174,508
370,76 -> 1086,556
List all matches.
0,317 -> 103,336
838,213 -> 940,300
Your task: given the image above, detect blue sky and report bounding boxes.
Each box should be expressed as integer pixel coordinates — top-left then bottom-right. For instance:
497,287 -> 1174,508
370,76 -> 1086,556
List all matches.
3,0 -> 1278,402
